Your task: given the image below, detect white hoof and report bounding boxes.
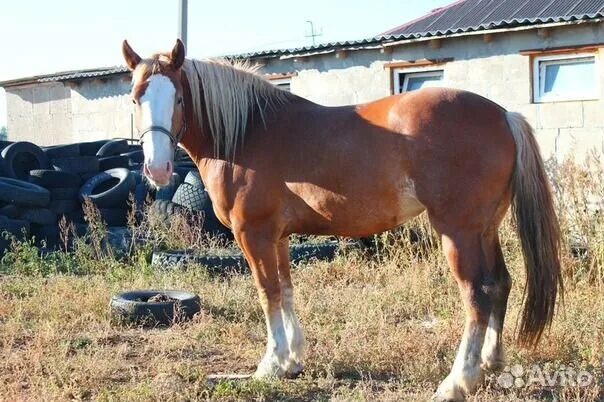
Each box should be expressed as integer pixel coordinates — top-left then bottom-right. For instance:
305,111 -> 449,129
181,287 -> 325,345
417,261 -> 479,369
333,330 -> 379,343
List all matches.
433,376 -> 466,402
283,359 -> 304,378
253,350 -> 286,378
481,348 -> 506,372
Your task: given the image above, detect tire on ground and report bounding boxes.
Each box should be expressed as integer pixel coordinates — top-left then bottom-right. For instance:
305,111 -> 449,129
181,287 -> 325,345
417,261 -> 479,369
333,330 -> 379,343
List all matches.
96,139 -> 129,157
79,168 -> 135,208
1,142 -> 50,180
184,170 -> 204,188
49,187 -> 80,200
20,208 -> 58,225
79,140 -> 109,157
52,156 -> 100,176
99,155 -> 130,171
43,143 -> 80,159
110,290 -> 201,326
98,208 -> 129,226
151,249 -> 247,272
49,199 -> 80,215
0,178 -> 50,207
290,242 -> 339,264
122,150 -> 144,164
171,183 -> 208,211
0,215 -> 30,238
28,169 -> 81,188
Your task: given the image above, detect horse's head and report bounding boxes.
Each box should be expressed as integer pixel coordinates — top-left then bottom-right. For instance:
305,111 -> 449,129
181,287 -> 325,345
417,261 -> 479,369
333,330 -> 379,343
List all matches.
122,39 -> 186,187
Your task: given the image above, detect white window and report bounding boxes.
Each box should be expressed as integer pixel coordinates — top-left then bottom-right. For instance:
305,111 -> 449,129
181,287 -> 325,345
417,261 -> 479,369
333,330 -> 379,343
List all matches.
393,69 -> 444,94
533,53 -> 598,103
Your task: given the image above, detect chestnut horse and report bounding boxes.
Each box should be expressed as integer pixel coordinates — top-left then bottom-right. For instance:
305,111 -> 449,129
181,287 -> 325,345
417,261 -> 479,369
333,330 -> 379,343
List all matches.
123,39 -> 562,401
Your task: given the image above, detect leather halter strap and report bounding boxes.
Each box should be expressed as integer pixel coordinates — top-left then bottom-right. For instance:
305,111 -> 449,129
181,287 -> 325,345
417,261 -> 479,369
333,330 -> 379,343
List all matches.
138,119 -> 186,147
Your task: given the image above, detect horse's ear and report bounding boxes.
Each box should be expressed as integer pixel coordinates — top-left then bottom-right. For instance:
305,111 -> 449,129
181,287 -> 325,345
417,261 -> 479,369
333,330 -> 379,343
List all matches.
122,40 -> 141,71
170,39 -> 186,70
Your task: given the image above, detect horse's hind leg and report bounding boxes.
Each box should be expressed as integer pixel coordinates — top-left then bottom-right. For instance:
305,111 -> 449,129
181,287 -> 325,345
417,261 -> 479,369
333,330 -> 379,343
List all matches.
480,235 -> 512,371
433,230 -> 496,402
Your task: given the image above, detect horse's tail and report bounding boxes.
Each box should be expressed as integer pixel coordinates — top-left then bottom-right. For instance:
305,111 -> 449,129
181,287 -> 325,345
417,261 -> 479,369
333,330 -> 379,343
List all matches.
505,111 -> 563,347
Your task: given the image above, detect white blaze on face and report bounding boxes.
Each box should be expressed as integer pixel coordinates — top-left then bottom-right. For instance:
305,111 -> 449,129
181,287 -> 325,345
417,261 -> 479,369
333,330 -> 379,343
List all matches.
139,74 -> 176,186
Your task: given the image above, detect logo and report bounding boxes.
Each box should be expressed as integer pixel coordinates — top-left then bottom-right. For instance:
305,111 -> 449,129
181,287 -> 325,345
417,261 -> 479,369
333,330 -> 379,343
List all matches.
496,364 -> 594,389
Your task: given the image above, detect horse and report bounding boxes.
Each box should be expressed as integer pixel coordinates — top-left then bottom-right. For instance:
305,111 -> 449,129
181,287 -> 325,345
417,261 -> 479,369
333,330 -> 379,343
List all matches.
122,39 -> 562,402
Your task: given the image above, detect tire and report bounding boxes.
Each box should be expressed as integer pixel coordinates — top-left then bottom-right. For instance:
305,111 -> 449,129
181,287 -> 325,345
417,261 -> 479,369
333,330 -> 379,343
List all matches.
174,166 -> 193,181
28,169 -> 81,188
171,183 -> 208,211
65,209 -> 85,224
49,187 -> 80,200
0,141 -> 14,152
122,150 -> 144,164
49,199 -> 80,214
184,170 -> 204,188
110,290 -> 201,326
31,224 -> 60,249
1,142 -> 50,180
0,204 -> 22,219
52,156 -> 100,175
0,215 -> 30,237
99,155 -> 130,171
290,242 -> 339,264
79,140 -> 109,157
99,208 -> 128,226
43,143 -> 80,159
156,173 -> 181,201
20,208 -> 58,225
152,200 -> 184,219
134,183 -> 153,209
96,139 -> 129,157
0,178 -> 50,207
151,249 -> 247,272
79,168 -> 135,208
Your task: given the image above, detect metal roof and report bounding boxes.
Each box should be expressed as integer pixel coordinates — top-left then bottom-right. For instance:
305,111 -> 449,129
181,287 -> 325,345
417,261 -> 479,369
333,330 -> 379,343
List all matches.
236,0 -> 604,58
0,66 -> 128,88
380,0 -> 604,39
2,0 -> 604,87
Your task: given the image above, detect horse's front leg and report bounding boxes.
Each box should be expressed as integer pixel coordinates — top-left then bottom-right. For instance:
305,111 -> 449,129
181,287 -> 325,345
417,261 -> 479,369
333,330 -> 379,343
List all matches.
277,237 -> 305,376
235,228 -> 289,377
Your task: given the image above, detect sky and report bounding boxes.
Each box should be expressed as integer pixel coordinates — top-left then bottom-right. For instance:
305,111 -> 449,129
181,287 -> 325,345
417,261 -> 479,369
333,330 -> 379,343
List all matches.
0,0 -> 452,128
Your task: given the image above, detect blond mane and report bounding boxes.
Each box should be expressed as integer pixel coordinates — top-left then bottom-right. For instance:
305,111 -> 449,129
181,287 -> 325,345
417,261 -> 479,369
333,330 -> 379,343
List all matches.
182,58 -> 292,159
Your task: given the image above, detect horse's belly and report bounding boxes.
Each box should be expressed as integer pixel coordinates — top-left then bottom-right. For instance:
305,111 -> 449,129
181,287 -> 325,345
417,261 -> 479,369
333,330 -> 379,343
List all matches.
287,176 -> 426,236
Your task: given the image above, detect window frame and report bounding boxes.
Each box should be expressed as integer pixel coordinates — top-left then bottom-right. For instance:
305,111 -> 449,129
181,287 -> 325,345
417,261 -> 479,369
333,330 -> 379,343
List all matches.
269,77 -> 292,92
392,67 -> 445,94
532,52 -> 599,103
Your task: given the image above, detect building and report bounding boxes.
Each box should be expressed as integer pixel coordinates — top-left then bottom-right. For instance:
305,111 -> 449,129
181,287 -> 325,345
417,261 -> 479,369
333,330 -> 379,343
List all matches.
2,0 -> 604,160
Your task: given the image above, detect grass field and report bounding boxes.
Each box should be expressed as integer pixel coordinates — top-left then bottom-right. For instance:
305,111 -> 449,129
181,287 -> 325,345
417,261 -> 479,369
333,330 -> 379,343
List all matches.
0,158 -> 603,402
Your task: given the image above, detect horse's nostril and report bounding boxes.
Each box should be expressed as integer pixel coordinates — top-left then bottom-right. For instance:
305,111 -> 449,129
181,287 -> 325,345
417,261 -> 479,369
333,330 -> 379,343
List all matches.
166,161 -> 172,172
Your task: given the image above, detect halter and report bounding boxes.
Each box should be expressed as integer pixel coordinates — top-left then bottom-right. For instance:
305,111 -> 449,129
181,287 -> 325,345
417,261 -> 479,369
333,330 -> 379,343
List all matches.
138,118 -> 186,147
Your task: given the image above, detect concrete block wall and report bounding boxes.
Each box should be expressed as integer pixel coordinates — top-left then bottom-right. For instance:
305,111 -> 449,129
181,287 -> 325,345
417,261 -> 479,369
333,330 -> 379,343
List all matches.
6,83 -> 72,146
6,75 -> 133,145
70,77 -> 132,143
266,23 -> 604,163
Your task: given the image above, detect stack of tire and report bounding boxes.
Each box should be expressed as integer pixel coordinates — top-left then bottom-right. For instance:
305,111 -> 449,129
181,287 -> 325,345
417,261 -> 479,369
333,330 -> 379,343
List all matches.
0,139 -> 144,252
152,168 -> 233,240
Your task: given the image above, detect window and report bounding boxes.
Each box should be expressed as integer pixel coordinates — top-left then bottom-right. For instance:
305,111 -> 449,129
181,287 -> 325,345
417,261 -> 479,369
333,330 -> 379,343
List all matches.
533,53 -> 598,103
393,69 -> 444,94
270,78 -> 291,92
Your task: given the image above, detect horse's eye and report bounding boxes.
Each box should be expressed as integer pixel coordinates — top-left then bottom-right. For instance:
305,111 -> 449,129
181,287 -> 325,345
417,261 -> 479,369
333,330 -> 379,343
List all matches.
177,97 -> 183,105
132,98 -> 137,105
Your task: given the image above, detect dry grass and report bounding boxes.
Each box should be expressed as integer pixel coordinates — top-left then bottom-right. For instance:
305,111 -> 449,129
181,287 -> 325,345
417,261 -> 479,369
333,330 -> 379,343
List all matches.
0,158 -> 603,402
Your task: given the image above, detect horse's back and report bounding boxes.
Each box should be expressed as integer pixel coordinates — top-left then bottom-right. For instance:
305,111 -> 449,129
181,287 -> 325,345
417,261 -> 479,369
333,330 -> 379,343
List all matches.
369,87 -> 516,229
